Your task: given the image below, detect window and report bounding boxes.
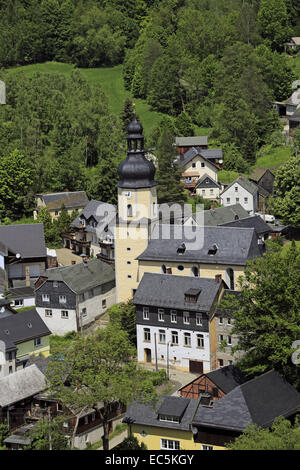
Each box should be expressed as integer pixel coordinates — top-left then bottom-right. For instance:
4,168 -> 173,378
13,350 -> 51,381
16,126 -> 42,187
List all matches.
144,328 -> 150,342
227,336 -> 232,345
191,266 -> 199,277
42,294 -> 50,302
81,308 -> 87,317
196,314 -> 202,326
218,359 -> 224,368
219,334 -> 224,343
14,299 -> 23,307
161,264 -> 167,274
125,191 -> 131,198
236,198 -> 239,203
53,281 -> 58,288
159,330 -> 166,344
143,307 -> 149,320
210,189 -> 214,194
171,331 -> 178,345
202,445 -> 213,450
55,211 -> 59,216
171,311 -> 177,323
159,415 -> 179,423
63,421 -> 69,428
227,318 -> 232,325
235,186 -> 238,192
61,311 -> 69,319
177,243 -> 186,255
59,295 -> 66,304
102,299 -> 107,309
34,337 -> 42,347
228,360 -> 233,365
161,439 -> 180,450
84,416 -> 88,425
202,189 -> 206,195
219,317 -> 223,324
201,162 -> 205,168
127,261 -> 131,265
183,312 -> 190,324
184,332 -> 191,347
127,247 -> 131,251
45,309 -> 52,317
79,293 -> 85,302
226,198 -> 230,204
127,275 -> 132,279
9,366 -> 13,374
177,265 -> 184,271
192,162 -> 196,168
89,289 -> 94,298
158,309 -> 164,322
197,334 -> 204,348
127,204 -> 133,217
244,197 -> 248,204
91,412 -> 96,422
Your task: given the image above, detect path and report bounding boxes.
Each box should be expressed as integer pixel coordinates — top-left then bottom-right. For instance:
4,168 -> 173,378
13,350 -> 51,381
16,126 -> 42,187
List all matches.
97,430 -> 128,450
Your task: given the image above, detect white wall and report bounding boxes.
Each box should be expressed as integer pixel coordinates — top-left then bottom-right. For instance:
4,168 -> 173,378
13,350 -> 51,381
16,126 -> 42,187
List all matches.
36,307 -> 77,336
221,183 -> 257,214
137,324 -> 210,373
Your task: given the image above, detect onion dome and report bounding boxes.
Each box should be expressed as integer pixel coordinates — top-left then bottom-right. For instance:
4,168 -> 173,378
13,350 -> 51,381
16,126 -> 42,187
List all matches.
118,117 -> 157,189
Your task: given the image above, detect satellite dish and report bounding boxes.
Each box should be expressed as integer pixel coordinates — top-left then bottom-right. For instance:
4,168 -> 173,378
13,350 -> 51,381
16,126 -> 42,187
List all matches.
16,253 -> 21,259
219,159 -> 223,164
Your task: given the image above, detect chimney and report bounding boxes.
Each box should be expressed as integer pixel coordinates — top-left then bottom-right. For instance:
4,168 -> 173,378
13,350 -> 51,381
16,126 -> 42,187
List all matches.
215,274 -> 222,283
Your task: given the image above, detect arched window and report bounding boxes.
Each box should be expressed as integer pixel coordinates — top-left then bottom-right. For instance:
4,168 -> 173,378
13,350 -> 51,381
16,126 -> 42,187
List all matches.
191,266 -> 199,277
127,204 -> 133,217
161,264 -> 167,274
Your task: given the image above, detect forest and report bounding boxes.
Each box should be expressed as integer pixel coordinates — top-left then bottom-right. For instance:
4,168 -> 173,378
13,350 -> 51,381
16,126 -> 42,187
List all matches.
0,0 -> 300,221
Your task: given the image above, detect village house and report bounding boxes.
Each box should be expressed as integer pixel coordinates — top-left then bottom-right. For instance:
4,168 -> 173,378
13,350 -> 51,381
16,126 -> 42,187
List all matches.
33,191 -> 89,221
123,371 -> 300,450
176,147 -> 220,193
0,308 -> 51,377
220,215 -> 273,240
174,204 -> 249,227
178,365 -> 247,401
220,175 -> 259,214
133,273 -> 225,374
195,174 -> 221,201
0,224 -> 47,309
62,199 -> 116,263
34,258 -> 115,335
249,167 -> 275,196
175,136 -> 208,156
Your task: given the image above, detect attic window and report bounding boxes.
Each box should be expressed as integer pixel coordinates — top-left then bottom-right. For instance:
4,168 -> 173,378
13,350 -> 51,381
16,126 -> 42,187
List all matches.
208,244 -> 218,255
177,243 -> 186,255
27,323 -> 32,328
184,288 -> 201,303
159,415 -> 180,423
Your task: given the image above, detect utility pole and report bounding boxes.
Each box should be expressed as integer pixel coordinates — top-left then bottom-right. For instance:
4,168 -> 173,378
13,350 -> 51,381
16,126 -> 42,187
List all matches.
48,407 -> 52,451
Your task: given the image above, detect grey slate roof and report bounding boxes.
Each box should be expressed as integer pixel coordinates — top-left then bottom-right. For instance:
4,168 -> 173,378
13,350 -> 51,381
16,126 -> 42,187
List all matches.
123,395 -> 199,432
70,199 -> 116,235
199,149 -> 223,160
220,176 -> 259,196
158,396 -> 190,418
221,215 -> 272,236
0,309 -> 51,352
193,370 -> 300,431
0,364 -> 46,407
37,258 -> 115,294
177,146 -> 219,169
195,174 -> 221,189
0,224 -> 46,259
205,365 -> 248,394
133,273 -> 223,312
138,224 -> 261,266
175,136 -> 208,147
39,191 -> 89,210
249,167 -> 274,183
203,204 -> 249,226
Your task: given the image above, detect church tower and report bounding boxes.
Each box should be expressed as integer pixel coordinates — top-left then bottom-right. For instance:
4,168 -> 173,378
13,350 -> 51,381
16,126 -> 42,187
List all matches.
115,117 -> 157,302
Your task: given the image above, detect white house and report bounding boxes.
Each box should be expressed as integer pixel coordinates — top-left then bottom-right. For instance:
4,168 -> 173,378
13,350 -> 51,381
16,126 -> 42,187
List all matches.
220,175 -> 259,215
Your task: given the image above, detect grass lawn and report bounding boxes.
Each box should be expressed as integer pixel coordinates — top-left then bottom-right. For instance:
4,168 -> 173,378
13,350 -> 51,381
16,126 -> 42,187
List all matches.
287,54 -> 300,80
255,145 -> 292,170
282,240 -> 300,254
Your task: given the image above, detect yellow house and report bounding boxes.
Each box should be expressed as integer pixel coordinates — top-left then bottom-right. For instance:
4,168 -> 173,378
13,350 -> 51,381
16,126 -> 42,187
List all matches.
0,308 -> 51,377
177,147 -> 219,192
195,174 -> 221,201
34,191 -> 89,221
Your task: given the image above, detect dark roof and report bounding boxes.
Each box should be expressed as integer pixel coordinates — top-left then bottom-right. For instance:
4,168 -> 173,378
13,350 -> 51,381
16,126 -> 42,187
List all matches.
8,286 -> 35,300
177,146 -> 219,169
199,149 -> 223,160
0,364 -> 46,407
205,366 -> 248,394
133,273 -> 222,311
123,395 -> 199,432
203,204 -> 249,226
221,215 -> 272,235
0,224 -> 46,259
288,110 -> 300,122
220,176 -> 259,196
138,225 -> 261,266
36,258 -> 115,294
157,396 -> 190,418
0,309 -> 51,352
175,137 -> 208,147
195,174 -> 221,189
25,355 -> 52,375
249,167 -> 274,182
118,117 -> 157,189
38,191 -> 89,210
70,199 -> 116,234
193,370 -> 300,431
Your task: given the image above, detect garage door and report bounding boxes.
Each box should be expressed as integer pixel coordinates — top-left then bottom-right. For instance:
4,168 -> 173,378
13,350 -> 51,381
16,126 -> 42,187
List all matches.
189,360 -> 203,374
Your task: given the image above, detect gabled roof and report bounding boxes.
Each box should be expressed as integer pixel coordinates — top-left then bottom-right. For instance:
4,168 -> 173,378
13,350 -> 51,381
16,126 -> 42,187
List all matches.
158,396 -> 190,418
221,215 -> 272,235
177,146 -> 219,170
0,309 -> 51,352
249,167 -> 274,183
70,199 -> 116,234
205,365 -> 248,394
138,225 -> 261,266
192,370 -> 300,431
220,176 -> 259,196
0,364 -> 46,407
123,395 -> 199,432
195,174 -> 221,189
36,258 -> 115,294
133,273 -> 223,312
38,191 -> 89,211
175,136 -> 208,147
0,224 -> 46,259
203,204 -> 249,226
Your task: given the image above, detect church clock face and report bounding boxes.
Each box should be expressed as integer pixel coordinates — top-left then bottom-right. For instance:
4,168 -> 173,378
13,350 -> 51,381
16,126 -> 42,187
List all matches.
124,191 -> 132,198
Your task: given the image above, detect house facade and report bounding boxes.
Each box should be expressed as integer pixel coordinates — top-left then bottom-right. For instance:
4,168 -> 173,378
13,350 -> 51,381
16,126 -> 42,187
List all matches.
34,191 -> 89,221
195,174 -> 221,200
176,147 -> 219,193
35,258 -> 115,335
133,273 -> 225,373
62,199 -> 116,263
220,176 -> 259,215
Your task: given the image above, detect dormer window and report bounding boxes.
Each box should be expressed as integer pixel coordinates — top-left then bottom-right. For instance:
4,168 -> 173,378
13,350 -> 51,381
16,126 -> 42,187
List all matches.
177,243 -> 186,255
184,288 -> 201,303
208,244 -> 218,255
159,415 -> 180,423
